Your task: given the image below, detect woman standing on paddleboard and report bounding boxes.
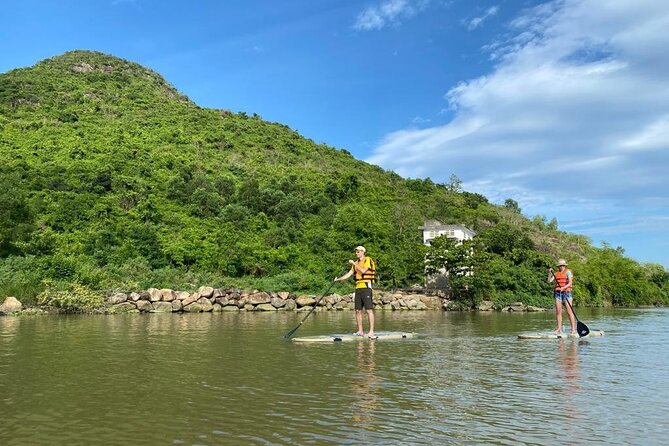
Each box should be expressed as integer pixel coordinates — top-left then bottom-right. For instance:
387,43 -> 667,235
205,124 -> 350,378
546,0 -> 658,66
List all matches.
548,258 -> 577,334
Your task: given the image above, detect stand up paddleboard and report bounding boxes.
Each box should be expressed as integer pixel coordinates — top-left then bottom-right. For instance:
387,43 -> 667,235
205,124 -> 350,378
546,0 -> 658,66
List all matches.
292,331 -> 415,343
518,330 -> 605,339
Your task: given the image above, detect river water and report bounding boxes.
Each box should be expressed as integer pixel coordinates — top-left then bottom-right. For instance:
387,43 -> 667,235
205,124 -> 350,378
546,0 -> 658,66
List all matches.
1,307 -> 668,445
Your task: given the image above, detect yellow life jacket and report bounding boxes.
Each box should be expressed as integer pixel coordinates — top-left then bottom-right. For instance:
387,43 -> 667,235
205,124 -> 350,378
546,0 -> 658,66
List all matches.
354,256 -> 376,287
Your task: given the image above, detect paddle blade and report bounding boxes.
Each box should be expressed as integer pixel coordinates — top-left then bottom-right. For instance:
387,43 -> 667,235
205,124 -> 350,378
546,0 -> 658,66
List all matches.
577,320 -> 590,337
284,324 -> 300,339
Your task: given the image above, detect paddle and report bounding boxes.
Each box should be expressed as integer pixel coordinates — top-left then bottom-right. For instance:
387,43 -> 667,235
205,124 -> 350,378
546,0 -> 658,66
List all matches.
283,271 -> 345,339
550,269 -> 590,337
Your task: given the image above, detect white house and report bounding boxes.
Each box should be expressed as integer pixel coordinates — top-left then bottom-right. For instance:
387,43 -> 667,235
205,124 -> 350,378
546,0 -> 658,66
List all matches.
418,220 -> 476,246
419,220 -> 476,290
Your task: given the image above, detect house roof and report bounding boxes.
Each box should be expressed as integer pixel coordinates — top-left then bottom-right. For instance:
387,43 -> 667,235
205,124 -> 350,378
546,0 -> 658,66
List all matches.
418,220 -> 476,236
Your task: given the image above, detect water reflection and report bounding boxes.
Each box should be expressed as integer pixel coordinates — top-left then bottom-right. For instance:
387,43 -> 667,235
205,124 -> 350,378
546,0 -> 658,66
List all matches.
559,340 -> 581,393
0,315 -> 20,339
559,340 -> 581,445
350,341 -> 380,427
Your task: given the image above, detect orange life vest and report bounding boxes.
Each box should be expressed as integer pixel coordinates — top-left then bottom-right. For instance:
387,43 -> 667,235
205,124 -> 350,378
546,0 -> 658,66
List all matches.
554,269 -> 573,292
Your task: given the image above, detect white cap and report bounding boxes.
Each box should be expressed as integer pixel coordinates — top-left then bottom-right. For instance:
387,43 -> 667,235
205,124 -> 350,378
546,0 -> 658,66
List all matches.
557,259 -> 567,266
355,246 -> 366,253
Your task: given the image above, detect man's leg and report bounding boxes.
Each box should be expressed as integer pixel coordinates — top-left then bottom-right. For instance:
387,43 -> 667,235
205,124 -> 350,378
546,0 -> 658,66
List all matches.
366,309 -> 375,337
355,309 -> 364,335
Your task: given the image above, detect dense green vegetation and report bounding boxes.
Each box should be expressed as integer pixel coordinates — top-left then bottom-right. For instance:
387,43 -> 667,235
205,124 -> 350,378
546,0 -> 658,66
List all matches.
1,50 -> 667,309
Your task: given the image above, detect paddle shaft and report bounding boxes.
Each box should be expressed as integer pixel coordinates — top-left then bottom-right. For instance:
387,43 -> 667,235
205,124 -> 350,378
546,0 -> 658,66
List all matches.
283,270 -> 346,339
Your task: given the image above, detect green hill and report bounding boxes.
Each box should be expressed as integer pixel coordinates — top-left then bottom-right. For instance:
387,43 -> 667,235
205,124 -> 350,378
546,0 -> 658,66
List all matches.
1,50 -> 667,307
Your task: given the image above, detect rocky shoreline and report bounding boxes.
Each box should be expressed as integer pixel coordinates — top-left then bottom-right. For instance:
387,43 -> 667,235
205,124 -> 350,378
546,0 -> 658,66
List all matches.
1,287 -> 548,315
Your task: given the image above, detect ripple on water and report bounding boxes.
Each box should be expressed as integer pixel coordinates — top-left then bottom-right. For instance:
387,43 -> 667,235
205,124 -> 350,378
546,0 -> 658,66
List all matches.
1,310 -> 668,445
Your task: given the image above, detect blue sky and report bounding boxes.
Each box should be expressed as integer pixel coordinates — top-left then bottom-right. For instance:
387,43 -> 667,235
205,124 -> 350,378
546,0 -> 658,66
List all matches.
2,0 -> 668,268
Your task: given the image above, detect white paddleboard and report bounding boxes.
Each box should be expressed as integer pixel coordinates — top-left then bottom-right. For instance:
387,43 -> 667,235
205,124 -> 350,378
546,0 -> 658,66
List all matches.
292,331 -> 415,343
518,330 -> 605,339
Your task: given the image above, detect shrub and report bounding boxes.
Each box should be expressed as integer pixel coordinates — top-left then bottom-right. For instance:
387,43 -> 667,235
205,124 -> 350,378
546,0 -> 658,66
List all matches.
37,281 -> 104,312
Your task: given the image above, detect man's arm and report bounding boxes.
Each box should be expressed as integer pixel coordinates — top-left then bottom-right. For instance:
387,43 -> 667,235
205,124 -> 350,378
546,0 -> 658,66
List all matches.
335,267 -> 354,282
354,258 -> 370,274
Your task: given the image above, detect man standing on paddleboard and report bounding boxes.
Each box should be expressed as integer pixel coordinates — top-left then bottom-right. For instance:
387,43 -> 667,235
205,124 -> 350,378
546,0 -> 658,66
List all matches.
335,246 -> 376,337
548,258 -> 577,334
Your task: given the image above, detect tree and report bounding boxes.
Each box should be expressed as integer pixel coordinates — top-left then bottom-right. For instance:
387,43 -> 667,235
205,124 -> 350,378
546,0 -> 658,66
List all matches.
445,174 -> 462,193
425,236 -> 484,306
0,173 -> 34,256
548,217 -> 558,231
478,223 -> 534,257
504,198 -> 521,214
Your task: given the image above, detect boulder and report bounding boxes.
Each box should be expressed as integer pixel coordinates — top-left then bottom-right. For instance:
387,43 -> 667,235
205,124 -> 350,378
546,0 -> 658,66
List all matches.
129,292 -> 142,302
109,302 -> 137,313
175,291 -> 190,301
215,297 -> 230,306
136,300 -> 154,312
526,305 -> 547,312
325,294 -> 341,305
181,293 -> 198,306
270,297 -> 286,308
198,286 -> 214,299
0,296 -> 23,314
107,293 -> 128,305
420,296 -> 442,310
197,297 -> 214,312
152,302 -> 173,313
248,292 -> 271,305
160,289 -> 175,302
147,288 -> 162,302
477,300 -> 494,311
504,302 -> 526,312
295,295 -> 316,307
381,294 -> 395,304
333,301 -> 348,310
406,298 -> 420,309
183,302 -> 203,313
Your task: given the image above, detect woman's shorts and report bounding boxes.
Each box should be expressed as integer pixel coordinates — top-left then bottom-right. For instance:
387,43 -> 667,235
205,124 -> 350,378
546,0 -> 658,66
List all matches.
554,291 -> 573,302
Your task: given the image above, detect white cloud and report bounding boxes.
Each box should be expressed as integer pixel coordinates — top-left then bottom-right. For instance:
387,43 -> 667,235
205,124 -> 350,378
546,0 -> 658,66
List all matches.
354,0 -> 430,31
366,0 -> 669,263
411,116 -> 432,124
618,115 -> 669,151
465,6 -> 499,30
